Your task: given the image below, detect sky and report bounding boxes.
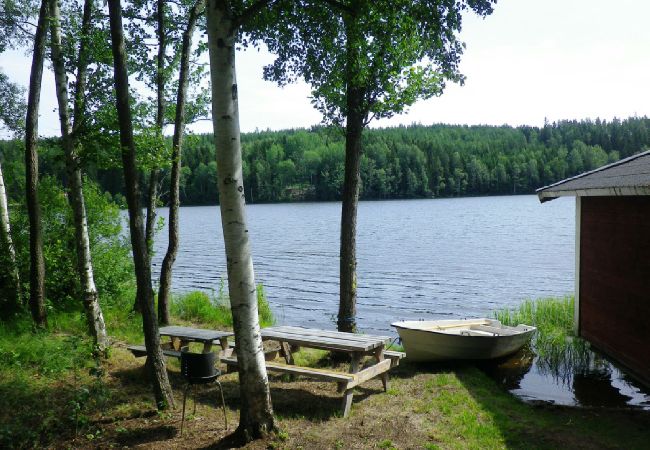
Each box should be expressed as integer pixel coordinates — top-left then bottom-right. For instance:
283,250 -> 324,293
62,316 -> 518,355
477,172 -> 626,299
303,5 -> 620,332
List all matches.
1,0 -> 650,138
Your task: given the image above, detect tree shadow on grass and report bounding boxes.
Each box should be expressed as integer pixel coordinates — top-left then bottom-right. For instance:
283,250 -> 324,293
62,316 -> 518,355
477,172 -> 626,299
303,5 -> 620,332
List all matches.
114,424 -> 178,446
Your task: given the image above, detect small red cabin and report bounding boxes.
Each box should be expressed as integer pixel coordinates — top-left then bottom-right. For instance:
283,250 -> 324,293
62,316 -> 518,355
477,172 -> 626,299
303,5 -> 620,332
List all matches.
537,151 -> 650,387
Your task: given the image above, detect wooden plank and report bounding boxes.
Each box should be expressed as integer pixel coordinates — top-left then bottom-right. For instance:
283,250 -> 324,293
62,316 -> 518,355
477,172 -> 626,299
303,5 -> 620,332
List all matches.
220,356 -> 356,383
471,325 -> 520,336
261,330 -> 382,352
266,326 -> 391,345
346,359 -> 391,389
127,345 -> 181,359
159,325 -> 233,342
383,350 -> 406,360
342,353 -> 362,417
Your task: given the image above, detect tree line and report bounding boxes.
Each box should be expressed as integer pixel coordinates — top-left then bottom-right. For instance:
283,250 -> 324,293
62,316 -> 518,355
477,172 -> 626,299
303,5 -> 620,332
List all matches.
4,116 -> 641,205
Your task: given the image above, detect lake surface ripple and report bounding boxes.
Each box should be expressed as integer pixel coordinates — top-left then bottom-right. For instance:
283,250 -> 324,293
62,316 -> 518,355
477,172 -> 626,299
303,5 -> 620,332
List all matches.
151,195 -> 575,334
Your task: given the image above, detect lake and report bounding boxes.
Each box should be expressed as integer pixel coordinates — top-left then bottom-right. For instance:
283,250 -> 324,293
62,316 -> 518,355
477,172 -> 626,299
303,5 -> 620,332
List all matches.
151,194 -> 575,334
149,195 -> 650,408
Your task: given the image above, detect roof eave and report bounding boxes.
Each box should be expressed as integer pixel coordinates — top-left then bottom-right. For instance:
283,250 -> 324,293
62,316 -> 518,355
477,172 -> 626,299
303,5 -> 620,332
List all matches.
538,186 -> 650,203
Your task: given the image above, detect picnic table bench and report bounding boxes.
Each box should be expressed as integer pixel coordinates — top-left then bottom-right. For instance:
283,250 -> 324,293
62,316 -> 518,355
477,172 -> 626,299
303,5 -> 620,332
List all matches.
222,325 -> 405,417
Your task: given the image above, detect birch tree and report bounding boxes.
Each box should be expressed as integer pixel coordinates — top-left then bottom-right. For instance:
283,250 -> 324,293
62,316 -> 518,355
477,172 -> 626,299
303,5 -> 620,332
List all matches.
24,0 -> 49,328
107,0 -> 175,409
205,0 -> 277,441
48,0 -> 109,354
0,72 -> 25,314
263,0 -> 495,332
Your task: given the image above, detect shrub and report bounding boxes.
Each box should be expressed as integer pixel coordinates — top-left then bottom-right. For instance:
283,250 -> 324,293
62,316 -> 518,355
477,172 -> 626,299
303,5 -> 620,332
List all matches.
171,283 -> 275,328
9,177 -> 133,314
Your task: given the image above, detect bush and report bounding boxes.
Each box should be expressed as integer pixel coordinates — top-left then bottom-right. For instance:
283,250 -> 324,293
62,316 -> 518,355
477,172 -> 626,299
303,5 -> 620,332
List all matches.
171,283 -> 275,328
9,177 -> 133,314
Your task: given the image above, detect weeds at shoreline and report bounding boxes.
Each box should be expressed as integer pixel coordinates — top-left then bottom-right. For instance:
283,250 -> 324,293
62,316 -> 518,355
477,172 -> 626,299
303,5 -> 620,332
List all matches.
495,296 -> 593,381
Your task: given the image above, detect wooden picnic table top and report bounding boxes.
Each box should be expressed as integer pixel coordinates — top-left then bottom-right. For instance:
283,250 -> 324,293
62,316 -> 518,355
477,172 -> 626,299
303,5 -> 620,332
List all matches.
261,326 -> 391,353
159,326 -> 233,343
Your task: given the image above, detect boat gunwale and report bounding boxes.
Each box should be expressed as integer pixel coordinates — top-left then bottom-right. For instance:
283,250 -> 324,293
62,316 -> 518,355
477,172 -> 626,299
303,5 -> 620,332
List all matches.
391,321 -> 537,339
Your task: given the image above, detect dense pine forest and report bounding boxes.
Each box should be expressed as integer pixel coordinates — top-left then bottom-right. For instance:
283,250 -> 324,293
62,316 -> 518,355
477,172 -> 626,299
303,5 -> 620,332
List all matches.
1,116 -> 648,205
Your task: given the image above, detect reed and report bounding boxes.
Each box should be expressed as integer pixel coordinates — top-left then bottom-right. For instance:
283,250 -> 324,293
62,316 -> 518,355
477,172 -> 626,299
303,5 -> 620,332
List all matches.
494,296 -> 593,382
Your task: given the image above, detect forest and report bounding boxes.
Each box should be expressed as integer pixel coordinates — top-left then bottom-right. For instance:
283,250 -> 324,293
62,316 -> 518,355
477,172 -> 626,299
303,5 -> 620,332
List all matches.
2,116 -> 648,206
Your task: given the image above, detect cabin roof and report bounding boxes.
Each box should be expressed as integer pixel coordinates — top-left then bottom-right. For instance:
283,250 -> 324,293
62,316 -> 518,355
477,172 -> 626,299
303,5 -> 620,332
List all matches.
536,150 -> 650,202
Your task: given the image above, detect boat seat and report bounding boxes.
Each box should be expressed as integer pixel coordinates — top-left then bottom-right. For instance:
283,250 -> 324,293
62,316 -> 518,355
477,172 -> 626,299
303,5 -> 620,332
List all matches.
471,325 -> 520,336
460,329 -> 496,337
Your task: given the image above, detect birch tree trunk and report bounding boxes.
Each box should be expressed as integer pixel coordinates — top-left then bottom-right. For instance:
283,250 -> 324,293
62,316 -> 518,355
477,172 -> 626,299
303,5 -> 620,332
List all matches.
49,0 -> 109,355
0,160 -> 21,313
157,0 -> 204,324
206,0 -> 274,439
107,0 -> 174,409
24,0 -> 49,328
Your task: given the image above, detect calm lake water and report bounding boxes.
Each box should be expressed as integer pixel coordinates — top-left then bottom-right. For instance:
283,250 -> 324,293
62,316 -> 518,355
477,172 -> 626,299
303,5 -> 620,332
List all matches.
150,195 -> 650,409
151,195 -> 575,334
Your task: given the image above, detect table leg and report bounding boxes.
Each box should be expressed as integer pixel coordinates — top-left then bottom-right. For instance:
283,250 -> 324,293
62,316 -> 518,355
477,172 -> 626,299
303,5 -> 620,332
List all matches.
279,341 -> 294,365
342,352 -> 362,417
202,341 -> 213,353
218,337 -> 232,357
374,347 -> 388,392
170,337 -> 191,351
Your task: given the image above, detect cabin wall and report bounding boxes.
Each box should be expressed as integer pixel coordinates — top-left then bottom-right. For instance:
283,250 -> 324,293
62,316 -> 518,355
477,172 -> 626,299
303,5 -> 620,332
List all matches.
579,196 -> 650,387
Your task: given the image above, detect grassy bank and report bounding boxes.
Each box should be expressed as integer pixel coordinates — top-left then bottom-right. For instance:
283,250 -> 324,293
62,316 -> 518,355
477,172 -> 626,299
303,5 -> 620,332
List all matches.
1,295 -> 649,449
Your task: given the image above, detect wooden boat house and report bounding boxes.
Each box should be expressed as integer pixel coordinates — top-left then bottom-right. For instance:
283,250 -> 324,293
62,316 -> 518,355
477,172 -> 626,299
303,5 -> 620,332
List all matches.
536,150 -> 650,386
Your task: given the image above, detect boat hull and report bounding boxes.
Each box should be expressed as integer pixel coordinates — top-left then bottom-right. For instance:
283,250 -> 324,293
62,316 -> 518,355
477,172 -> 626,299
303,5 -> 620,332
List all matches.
392,319 -> 536,362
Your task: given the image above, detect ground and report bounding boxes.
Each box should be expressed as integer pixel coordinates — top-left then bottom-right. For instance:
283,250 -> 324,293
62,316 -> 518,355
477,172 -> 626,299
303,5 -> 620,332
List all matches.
8,343 -> 646,450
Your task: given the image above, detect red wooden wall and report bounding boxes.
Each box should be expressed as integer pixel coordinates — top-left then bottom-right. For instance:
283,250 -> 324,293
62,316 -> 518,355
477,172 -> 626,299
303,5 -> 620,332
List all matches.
580,196 -> 650,386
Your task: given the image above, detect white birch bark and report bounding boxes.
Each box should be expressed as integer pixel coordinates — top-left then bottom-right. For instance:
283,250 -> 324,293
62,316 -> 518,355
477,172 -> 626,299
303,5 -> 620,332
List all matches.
49,0 -> 108,354
0,160 -> 21,308
206,0 -> 274,437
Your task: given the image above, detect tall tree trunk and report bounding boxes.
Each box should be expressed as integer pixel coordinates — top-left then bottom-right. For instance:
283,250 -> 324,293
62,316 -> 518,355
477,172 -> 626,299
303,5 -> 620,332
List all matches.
0,160 -> 21,313
157,0 -> 203,325
206,0 -> 274,440
144,0 -> 167,270
337,16 -> 365,333
107,0 -> 174,410
24,0 -> 49,328
72,0 -> 93,135
49,0 -> 109,355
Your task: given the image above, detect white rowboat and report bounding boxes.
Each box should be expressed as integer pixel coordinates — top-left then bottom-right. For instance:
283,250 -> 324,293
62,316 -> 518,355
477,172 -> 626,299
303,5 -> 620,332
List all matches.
391,318 -> 536,362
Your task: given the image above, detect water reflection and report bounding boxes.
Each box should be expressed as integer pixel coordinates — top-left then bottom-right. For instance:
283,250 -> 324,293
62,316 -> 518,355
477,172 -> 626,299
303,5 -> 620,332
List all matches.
482,343 -> 650,409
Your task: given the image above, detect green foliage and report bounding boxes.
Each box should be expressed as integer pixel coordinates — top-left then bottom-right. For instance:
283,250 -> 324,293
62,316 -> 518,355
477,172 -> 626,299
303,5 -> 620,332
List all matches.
171,289 -> 233,327
3,117 -> 649,206
153,117 -> 650,204
8,177 -> 133,314
170,283 -> 275,328
0,317 -> 111,448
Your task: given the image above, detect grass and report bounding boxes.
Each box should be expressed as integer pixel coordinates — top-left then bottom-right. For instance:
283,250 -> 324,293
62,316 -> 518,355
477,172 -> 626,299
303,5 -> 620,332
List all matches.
170,283 -> 275,329
494,296 -> 593,380
1,295 -> 649,449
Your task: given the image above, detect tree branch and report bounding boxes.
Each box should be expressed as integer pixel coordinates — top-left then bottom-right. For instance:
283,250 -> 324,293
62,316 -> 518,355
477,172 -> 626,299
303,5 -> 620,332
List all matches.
233,0 -> 274,29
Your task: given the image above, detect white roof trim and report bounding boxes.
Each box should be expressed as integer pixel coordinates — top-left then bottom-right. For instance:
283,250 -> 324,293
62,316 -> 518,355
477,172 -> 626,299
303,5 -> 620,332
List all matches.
538,185 -> 650,202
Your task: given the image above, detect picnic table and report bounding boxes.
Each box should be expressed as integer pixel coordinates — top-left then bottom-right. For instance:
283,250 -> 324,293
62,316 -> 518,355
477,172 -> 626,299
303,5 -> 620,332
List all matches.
222,325 -> 405,417
159,325 -> 233,353
127,326 -> 233,359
